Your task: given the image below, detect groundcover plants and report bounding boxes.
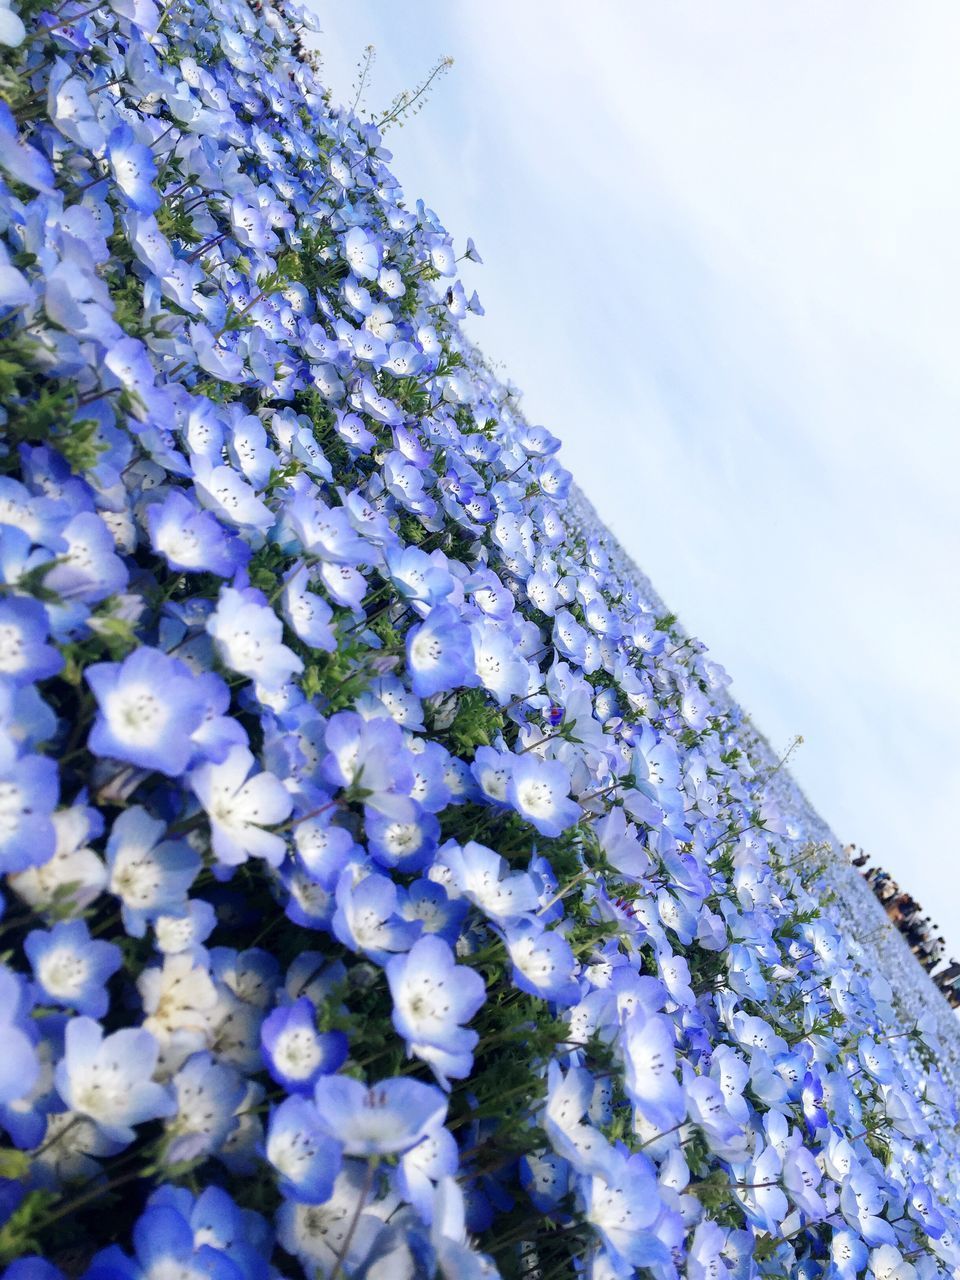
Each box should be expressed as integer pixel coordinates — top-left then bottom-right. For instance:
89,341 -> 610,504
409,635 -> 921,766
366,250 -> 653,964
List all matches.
0,0 -> 958,1276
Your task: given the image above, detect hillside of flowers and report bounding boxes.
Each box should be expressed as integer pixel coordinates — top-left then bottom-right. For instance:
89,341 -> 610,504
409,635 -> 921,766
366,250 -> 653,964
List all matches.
0,0 -> 958,1276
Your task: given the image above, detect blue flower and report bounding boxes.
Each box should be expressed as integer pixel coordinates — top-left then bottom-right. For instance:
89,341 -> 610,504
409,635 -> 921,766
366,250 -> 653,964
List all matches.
0,967 -> 39,1105
312,1074 -> 447,1156
266,1093 -> 343,1203
621,1008 -> 686,1134
0,735 -> 58,874
106,123 -> 159,213
385,545 -> 455,613
506,754 -> 580,838
0,102 -> 53,191
386,935 -> 485,1082
189,745 -> 292,867
106,805 -> 200,936
260,995 -> 347,1093
165,1051 -> 245,1165
146,490 -> 250,578
86,647 -> 207,776
0,598 -> 62,685
207,587 -> 303,691
405,604 -> 474,698
366,807 -> 440,873
24,920 -> 121,1017
85,1204 -> 242,1280
44,511 -> 128,605
502,919 -> 579,1005
55,1018 -> 175,1144
332,869 -> 421,963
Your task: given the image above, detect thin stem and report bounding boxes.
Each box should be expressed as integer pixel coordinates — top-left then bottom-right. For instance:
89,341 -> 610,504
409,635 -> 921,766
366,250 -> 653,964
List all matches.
328,1158 -> 378,1280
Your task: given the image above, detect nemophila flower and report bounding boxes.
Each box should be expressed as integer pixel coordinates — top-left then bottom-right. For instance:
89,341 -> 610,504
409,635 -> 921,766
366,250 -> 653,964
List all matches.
435,840 -> 540,924
507,753 -> 580,838
207,586 -> 303,690
397,878 -> 468,944
0,4 -> 24,50
42,510 -> 127,605
343,227 -> 381,281
106,806 -> 199,935
470,745 -> 513,807
386,934 -> 485,1074
0,967 -> 38,1104
907,1180 -> 947,1238
312,1074 -> 447,1156
165,1051 -> 245,1165
55,1018 -> 174,1143
260,996 -> 347,1093
332,869 -> 421,963
366,807 -> 440,872
584,1150 -> 666,1272
543,1061 -> 617,1179
146,489 -> 249,577
470,620 -> 530,705
282,565 -> 335,650
276,1162 -> 385,1277
0,101 -> 52,191
107,122 -> 159,213
320,710 -> 415,820
395,1119 -> 458,1223
139,952 -> 219,1067
405,603 -> 475,698
191,456 -> 274,537
267,1094 -> 343,1204
0,734 -> 58,874
24,920 -> 121,1017
189,744 -> 292,867
0,598 -> 62,684
86,647 -> 207,776
385,545 -> 455,613
85,1203 -> 242,1280
502,920 -> 580,1005
622,1008 -> 686,1134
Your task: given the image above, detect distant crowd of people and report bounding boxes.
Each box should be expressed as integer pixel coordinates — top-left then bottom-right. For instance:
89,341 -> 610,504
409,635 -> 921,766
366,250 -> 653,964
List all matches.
844,845 -> 960,1008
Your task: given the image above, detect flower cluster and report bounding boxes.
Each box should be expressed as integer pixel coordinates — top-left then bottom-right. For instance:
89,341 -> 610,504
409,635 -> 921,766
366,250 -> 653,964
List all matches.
0,0 -> 958,1276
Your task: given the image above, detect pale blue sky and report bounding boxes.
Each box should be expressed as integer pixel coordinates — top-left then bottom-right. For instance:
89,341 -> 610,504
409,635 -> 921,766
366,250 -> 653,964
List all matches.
314,3 -> 960,952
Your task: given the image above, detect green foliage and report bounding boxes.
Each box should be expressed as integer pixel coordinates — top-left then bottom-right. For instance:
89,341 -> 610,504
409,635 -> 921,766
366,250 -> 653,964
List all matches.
445,687 -> 505,757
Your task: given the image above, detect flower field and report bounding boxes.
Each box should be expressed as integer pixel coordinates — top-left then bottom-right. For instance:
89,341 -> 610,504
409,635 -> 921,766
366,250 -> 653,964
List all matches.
0,0 -> 959,1276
